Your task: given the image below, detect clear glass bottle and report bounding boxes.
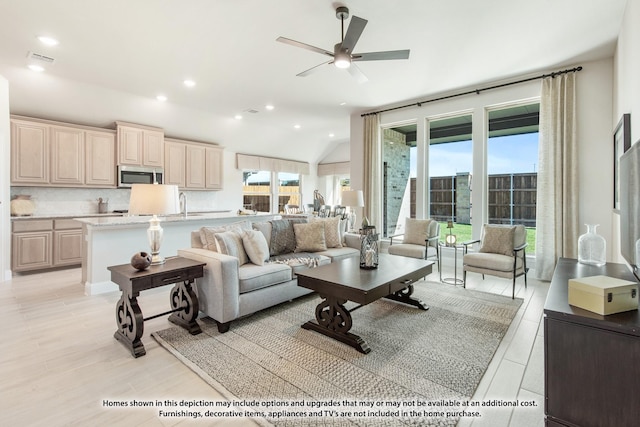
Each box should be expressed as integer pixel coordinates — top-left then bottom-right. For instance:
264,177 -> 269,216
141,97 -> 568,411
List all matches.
578,224 -> 606,267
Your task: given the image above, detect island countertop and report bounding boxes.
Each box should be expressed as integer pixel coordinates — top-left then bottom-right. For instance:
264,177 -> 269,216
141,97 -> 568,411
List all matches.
72,210 -> 260,227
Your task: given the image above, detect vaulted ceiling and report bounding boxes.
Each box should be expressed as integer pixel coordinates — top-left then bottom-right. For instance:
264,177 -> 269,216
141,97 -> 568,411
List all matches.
0,0 -> 628,164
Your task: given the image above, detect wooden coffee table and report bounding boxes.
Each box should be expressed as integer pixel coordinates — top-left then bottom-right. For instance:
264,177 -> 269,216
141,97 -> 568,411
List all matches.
296,253 -> 433,354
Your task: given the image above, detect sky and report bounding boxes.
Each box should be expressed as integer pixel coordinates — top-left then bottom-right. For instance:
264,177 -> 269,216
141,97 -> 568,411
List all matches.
415,132 -> 539,177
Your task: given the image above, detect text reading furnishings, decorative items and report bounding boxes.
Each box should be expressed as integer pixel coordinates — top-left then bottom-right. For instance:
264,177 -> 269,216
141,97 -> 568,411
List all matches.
544,258 -> 640,427
462,224 -> 528,299
153,280 -> 522,426
613,113 -> 631,209
296,254 -> 432,353
108,256 -> 205,357
341,189 -> 364,231
359,225 -> 378,269
129,183 -> 180,265
577,224 -> 606,267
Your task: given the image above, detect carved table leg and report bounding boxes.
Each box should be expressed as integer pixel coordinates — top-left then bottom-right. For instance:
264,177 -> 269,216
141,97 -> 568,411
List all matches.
114,289 -> 146,357
302,294 -> 370,354
385,284 -> 429,310
168,279 -> 202,335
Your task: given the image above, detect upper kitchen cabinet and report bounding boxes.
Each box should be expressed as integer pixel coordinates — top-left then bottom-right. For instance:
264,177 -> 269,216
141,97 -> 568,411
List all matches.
10,116 -> 117,188
163,137 -> 224,190
116,122 -> 164,167
11,119 -> 50,185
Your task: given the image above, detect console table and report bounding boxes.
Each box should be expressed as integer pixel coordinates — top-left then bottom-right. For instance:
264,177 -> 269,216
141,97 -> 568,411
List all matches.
108,256 -> 205,357
544,257 -> 640,427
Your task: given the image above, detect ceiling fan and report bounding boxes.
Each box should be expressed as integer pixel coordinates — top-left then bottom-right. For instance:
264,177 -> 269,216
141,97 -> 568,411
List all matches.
276,6 -> 410,83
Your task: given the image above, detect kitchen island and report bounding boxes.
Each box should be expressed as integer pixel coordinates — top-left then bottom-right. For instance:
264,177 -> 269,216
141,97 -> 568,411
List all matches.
76,212 -> 278,295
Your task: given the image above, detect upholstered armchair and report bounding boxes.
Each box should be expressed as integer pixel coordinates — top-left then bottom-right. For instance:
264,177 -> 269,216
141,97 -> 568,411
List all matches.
462,224 -> 528,299
388,218 -> 440,266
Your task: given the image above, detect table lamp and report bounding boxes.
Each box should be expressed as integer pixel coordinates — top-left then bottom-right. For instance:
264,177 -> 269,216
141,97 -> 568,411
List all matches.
129,183 -> 180,265
341,190 -> 364,232
446,220 -> 457,246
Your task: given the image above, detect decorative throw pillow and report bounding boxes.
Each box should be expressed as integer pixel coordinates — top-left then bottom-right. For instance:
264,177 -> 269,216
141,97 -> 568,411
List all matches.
214,230 -> 249,265
310,216 -> 343,248
479,225 -> 515,256
242,230 -> 270,266
293,221 -> 327,252
270,219 -> 306,255
199,221 -> 251,251
404,218 -> 433,245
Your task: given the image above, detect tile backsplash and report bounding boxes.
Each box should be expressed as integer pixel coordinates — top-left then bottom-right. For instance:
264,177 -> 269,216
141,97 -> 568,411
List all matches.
10,187 -> 222,216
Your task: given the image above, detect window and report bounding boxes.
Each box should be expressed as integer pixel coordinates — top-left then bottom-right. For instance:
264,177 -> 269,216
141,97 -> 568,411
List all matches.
242,171 -> 271,212
277,172 -> 301,213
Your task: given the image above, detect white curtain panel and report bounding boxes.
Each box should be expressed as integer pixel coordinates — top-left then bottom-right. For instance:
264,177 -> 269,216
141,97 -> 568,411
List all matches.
363,114 -> 381,228
535,73 -> 579,280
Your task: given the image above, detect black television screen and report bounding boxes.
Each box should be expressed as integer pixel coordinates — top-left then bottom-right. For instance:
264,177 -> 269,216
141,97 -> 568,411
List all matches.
619,140 -> 640,280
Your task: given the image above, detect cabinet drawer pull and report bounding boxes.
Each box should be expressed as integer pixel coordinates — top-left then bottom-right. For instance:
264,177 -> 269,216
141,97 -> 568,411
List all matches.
162,275 -> 184,283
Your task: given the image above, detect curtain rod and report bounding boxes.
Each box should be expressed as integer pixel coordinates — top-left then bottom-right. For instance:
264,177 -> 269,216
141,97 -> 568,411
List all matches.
361,65 -> 583,117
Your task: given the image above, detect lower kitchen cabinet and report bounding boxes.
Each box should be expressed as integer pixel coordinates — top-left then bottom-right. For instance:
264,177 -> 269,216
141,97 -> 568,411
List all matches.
12,218 -> 82,272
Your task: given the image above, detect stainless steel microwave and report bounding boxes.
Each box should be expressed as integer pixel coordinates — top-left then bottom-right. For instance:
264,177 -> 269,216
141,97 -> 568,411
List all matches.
117,165 -> 164,188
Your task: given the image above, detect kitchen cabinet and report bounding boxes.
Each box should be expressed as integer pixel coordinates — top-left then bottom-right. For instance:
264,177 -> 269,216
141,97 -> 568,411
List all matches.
10,119 -> 50,185
85,130 -> 116,186
163,138 -> 224,190
10,116 -> 117,188
50,125 -> 85,185
163,140 -> 186,187
12,218 -> 82,272
116,122 -> 164,167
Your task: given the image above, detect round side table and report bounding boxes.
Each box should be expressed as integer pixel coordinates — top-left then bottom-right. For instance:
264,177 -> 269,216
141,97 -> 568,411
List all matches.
438,241 -> 464,285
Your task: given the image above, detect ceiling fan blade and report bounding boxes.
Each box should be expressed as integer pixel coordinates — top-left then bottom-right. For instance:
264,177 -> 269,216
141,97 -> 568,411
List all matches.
347,63 -> 368,84
353,49 -> 411,61
276,36 -> 334,57
297,61 -> 331,77
340,16 -> 367,52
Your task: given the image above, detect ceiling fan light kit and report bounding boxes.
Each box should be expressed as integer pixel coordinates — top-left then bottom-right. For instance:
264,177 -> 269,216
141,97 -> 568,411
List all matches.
276,6 -> 410,82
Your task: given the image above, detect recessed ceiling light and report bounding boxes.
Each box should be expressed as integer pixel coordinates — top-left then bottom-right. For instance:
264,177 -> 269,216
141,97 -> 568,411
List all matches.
339,102 -> 347,106
156,95 -> 167,102
329,133 -> 335,137
183,79 -> 196,87
235,114 -> 243,120
265,104 -> 274,111
28,64 -> 44,72
37,36 -> 59,46
294,124 -> 301,129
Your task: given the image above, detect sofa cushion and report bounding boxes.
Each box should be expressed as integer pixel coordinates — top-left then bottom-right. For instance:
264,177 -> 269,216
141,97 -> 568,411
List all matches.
464,252 -> 523,272
317,247 -> 359,261
242,230 -> 270,266
252,221 -> 272,249
214,230 -> 249,265
293,221 -> 327,252
480,225 -> 515,256
310,216 -> 343,248
200,221 -> 252,251
238,263 -> 292,294
270,252 -> 331,276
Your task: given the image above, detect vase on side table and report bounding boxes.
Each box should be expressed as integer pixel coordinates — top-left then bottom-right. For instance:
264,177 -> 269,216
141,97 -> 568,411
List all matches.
578,224 -> 606,267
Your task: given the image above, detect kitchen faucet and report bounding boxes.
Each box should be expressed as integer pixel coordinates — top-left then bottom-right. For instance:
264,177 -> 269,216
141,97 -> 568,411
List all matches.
179,192 -> 187,217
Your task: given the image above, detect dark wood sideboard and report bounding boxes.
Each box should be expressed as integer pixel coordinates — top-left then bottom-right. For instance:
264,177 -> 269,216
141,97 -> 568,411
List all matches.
544,257 -> 640,427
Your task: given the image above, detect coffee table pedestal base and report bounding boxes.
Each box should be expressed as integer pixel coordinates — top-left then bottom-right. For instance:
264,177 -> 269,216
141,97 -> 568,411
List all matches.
385,284 -> 429,310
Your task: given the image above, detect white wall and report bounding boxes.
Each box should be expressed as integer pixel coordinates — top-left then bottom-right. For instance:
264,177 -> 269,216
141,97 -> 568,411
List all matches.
612,0 -> 640,262
0,75 -> 10,281
350,58 -> 616,258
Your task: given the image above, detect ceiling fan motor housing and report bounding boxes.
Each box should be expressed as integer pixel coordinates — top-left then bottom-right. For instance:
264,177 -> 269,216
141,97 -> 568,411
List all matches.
336,6 -> 349,20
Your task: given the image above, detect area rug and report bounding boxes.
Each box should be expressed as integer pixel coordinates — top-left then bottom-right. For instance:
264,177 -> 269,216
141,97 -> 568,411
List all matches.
152,281 -> 522,426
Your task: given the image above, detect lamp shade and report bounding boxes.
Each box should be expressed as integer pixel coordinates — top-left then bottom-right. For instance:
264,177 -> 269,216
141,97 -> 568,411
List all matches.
129,184 -> 180,215
341,190 -> 364,207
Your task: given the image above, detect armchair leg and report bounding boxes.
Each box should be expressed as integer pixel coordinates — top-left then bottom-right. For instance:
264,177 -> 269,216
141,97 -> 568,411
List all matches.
512,276 -> 516,299
463,270 -> 467,288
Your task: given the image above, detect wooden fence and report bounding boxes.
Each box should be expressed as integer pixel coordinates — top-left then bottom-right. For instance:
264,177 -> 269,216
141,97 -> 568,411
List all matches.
427,172 -> 537,226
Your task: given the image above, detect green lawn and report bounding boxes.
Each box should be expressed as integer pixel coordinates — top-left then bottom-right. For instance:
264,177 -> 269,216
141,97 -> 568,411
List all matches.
438,222 -> 536,252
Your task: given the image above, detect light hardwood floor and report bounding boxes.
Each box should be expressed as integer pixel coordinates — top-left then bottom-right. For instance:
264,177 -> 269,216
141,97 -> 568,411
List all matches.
0,254 -> 547,427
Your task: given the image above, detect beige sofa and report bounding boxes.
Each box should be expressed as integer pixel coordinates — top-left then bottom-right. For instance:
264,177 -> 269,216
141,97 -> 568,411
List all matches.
178,217 -> 360,333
